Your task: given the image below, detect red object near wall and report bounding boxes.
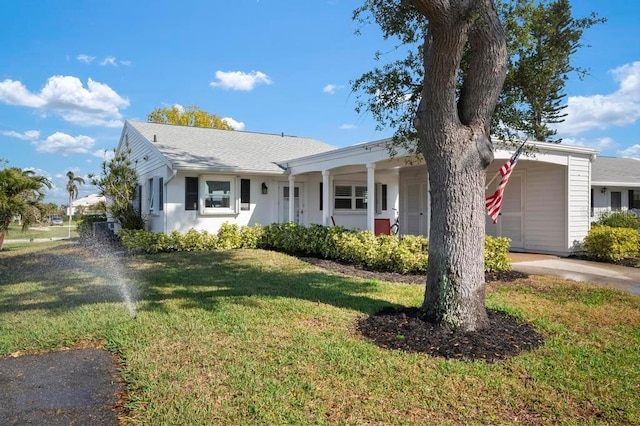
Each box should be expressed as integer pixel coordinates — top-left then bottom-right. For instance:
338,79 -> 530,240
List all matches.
374,218 -> 391,236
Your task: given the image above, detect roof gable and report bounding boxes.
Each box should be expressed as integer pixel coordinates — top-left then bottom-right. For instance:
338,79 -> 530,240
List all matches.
126,120 -> 335,174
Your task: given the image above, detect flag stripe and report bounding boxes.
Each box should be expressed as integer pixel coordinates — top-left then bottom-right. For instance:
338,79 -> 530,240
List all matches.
485,144 -> 524,224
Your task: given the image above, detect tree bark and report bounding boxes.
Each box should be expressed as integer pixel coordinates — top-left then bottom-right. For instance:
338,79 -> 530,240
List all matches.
411,0 -> 507,331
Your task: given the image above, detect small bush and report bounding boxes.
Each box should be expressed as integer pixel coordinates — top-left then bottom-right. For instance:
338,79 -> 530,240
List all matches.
597,211 -> 640,229
484,235 -> 512,272
583,225 -> 640,261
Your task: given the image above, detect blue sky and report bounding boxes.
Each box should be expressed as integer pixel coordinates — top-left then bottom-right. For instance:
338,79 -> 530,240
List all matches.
1,1 -> 639,206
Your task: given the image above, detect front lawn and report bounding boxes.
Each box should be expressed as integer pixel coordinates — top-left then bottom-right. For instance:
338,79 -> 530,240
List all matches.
0,241 -> 638,424
4,223 -> 78,240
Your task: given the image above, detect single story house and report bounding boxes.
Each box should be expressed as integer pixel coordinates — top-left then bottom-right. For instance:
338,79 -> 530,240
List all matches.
590,156 -> 640,221
117,120 -> 598,256
70,193 -> 106,215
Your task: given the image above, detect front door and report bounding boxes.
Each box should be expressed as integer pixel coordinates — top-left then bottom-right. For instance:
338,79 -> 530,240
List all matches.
404,181 -> 429,237
279,183 -> 303,224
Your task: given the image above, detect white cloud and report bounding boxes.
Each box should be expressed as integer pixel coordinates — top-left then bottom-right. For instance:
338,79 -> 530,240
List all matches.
100,56 -> 117,66
77,54 -> 96,64
562,136 -> 617,152
119,60 -> 132,66
556,61 -> 640,135
222,117 -> 245,130
36,132 -> 96,155
92,149 -> 115,161
323,84 -> 343,94
0,75 -> 129,127
340,124 -> 357,130
210,70 -> 272,91
1,129 -> 40,140
0,80 -> 47,107
619,144 -> 640,160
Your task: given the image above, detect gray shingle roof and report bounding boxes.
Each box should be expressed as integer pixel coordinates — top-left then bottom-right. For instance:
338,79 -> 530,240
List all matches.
592,157 -> 640,184
127,120 -> 335,173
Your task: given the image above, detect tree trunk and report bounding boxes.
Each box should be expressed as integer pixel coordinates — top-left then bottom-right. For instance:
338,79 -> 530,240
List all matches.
0,229 -> 5,251
411,0 -> 508,331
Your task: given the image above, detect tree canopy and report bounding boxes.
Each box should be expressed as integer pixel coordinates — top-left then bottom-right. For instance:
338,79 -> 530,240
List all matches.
147,105 -> 234,130
89,143 -> 144,230
353,0 -> 604,146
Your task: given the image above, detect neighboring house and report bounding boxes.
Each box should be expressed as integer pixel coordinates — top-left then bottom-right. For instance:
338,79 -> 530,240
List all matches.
590,157 -> 640,221
70,194 -> 106,215
117,120 -> 597,256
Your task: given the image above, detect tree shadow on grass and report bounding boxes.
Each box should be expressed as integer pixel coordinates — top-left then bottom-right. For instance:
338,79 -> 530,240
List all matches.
0,242 -> 398,317
137,249 -> 399,316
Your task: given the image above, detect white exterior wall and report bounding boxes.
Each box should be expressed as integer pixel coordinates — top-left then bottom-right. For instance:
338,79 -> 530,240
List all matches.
163,172 -> 284,234
567,155 -> 592,250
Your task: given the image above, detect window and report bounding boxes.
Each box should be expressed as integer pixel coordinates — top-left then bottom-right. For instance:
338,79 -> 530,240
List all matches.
240,179 -> 250,211
185,177 -> 198,211
630,190 -> 640,209
205,180 -> 231,208
202,176 -> 236,213
334,184 -> 368,210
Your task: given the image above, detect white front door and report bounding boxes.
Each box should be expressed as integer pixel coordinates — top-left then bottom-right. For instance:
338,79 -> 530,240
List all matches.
404,181 -> 429,237
498,173 -> 524,249
279,183 -> 304,224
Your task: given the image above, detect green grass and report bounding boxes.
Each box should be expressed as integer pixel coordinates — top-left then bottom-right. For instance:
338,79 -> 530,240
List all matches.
4,223 -> 78,240
1,241 -> 639,424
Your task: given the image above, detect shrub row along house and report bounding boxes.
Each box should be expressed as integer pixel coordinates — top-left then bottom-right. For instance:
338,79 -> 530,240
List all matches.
117,120 -> 637,256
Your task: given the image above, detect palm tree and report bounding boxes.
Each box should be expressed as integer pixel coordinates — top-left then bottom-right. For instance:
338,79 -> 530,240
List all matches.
0,167 -> 51,250
66,171 -> 85,237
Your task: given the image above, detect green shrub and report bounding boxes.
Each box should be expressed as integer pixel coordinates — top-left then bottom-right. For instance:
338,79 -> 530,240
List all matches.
217,223 -> 242,249
240,224 -> 264,249
597,211 -> 640,229
118,229 -> 174,254
484,235 -> 512,272
583,225 -> 640,261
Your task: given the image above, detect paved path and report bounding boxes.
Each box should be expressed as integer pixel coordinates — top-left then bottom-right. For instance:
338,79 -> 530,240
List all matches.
510,253 -> 640,296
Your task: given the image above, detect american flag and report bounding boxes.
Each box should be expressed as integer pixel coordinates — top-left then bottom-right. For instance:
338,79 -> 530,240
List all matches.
485,143 -> 525,224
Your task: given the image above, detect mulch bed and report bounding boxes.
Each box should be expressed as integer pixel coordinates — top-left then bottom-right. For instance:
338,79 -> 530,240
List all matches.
300,256 -> 543,362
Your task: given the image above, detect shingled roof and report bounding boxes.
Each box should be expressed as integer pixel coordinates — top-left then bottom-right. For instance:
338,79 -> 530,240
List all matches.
592,156 -> 640,186
127,120 -> 335,173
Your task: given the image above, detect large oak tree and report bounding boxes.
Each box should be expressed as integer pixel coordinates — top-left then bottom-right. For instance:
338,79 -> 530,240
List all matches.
354,0 -> 601,331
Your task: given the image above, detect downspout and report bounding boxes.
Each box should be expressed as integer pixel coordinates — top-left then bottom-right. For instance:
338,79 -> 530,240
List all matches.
163,167 -> 178,234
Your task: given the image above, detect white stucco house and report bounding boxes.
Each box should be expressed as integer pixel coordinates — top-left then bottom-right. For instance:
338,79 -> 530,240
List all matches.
590,157 -> 640,221
117,120 -> 598,256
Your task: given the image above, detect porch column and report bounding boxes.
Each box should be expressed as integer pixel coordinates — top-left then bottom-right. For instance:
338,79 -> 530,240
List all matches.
288,174 -> 295,223
322,170 -> 330,226
367,163 -> 375,232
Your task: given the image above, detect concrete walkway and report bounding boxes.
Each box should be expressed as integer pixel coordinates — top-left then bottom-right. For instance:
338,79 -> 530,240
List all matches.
510,253 -> 640,296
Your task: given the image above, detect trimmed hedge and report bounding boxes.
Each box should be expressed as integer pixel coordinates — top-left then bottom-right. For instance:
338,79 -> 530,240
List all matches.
596,211 -> 640,229
583,225 -> 640,262
117,223 -> 512,274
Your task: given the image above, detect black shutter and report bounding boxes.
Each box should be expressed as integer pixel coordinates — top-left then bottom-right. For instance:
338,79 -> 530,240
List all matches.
159,177 -> 164,211
241,179 -> 250,211
185,177 -> 198,211
319,182 -> 323,211
382,184 -> 388,211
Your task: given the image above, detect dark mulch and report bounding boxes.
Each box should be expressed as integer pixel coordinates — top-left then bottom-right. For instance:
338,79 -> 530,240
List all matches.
300,256 -> 543,362
357,307 -> 544,362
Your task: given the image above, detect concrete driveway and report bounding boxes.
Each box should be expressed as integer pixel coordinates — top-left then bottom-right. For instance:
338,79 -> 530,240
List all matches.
510,253 -> 640,296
